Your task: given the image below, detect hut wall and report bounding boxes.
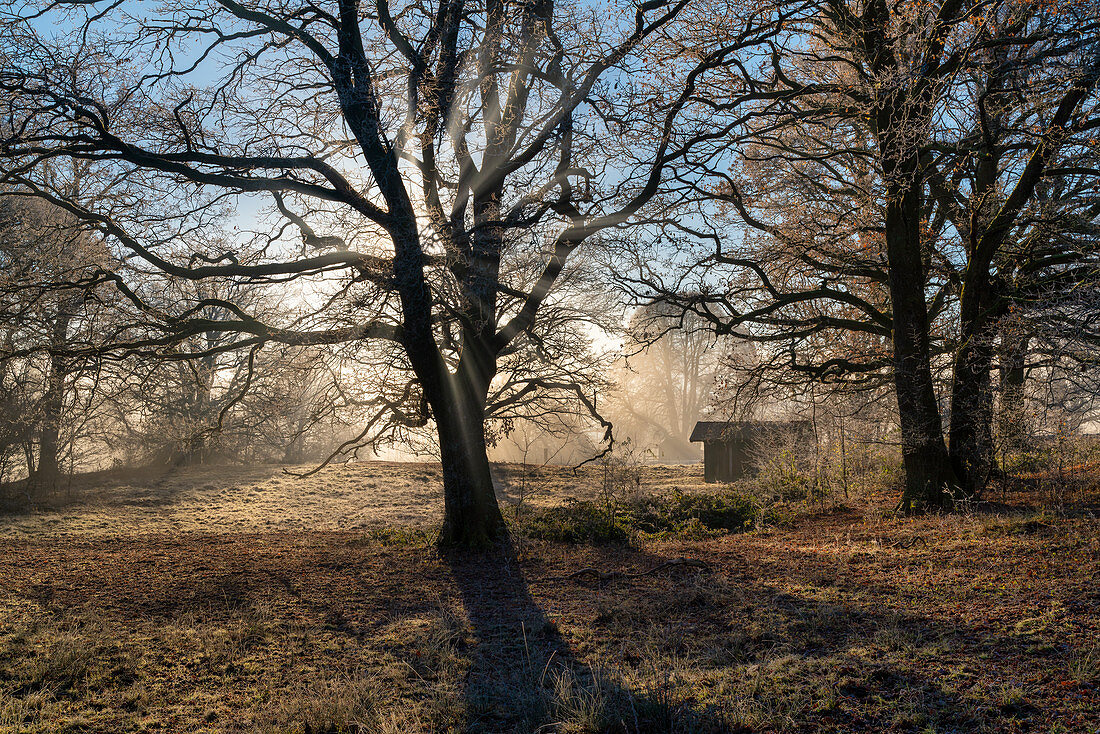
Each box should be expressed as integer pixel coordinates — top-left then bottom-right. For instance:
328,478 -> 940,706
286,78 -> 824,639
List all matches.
703,440 -> 752,483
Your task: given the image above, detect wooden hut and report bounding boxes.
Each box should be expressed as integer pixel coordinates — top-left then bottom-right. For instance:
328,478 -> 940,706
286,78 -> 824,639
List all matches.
690,420 -> 810,482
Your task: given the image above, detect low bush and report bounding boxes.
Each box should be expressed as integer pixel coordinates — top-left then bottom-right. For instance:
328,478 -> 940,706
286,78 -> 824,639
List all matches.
515,498 -> 634,543
515,488 -> 759,544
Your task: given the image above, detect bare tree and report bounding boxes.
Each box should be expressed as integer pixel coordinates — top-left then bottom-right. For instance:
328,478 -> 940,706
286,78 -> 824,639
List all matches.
0,0 -> 779,544
622,0 -> 1100,509
926,2 -> 1100,494
608,303 -> 735,461
0,193 -> 110,493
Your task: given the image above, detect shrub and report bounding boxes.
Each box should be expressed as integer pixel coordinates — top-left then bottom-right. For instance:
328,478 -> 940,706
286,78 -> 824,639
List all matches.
652,488 -> 757,533
514,498 -> 634,543
515,489 -> 758,544
754,443 -> 817,503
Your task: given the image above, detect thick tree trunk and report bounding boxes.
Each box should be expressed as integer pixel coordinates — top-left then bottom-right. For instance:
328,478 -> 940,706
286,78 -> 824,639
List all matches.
884,185 -> 958,512
433,189 -> 509,547
434,374 -> 505,547
948,327 -> 995,498
892,345 -> 957,511
385,177 -> 509,547
947,267 -> 998,498
860,0 -> 997,510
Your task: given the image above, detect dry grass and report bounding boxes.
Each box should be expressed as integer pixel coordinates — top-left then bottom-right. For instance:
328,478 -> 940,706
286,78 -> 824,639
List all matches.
0,461 -> 711,538
0,461 -> 1098,732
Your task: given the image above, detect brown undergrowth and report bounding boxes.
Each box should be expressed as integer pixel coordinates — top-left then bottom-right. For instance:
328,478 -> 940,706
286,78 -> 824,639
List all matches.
0,463 -> 1098,732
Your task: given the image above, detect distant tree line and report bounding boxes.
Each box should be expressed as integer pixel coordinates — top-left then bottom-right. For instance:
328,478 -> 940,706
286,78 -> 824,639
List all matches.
0,195 -> 360,496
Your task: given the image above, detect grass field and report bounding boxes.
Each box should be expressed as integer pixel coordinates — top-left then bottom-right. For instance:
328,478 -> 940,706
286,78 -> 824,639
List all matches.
1,461 -> 1098,732
0,462 -> 709,538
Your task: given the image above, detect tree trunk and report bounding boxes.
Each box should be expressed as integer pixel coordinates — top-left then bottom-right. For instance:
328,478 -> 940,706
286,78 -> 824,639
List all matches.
434,373 -> 505,548
33,406 -> 62,491
997,330 -> 1029,455
884,184 -> 958,512
947,264 -> 999,498
387,183 -> 508,547
948,323 -> 995,498
893,349 -> 957,511
433,188 -> 509,547
31,310 -> 71,494
859,0 -> 971,510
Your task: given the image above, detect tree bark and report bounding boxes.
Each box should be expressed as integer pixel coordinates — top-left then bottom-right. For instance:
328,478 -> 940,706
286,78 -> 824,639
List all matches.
891,311 -> 958,511
31,310 -> 71,494
433,368 -> 505,547
432,188 -> 509,547
884,184 -> 958,511
947,315 -> 995,498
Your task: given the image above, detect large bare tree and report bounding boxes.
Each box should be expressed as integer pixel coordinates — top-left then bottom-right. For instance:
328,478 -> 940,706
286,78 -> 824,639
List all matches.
623,0 -> 1100,509
0,0 -> 788,543
622,0 -> 953,506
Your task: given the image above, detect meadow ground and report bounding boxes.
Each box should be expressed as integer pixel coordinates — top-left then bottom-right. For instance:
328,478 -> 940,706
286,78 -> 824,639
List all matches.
0,461 -> 1098,732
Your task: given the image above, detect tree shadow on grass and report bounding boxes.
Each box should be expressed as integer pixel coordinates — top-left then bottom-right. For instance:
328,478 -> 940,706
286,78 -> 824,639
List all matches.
0,529 -> 1046,732
443,540 -> 737,733
441,537 -> 1025,734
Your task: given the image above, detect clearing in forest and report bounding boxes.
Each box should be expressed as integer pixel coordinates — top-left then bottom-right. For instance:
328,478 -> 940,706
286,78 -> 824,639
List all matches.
1,462 -> 1098,733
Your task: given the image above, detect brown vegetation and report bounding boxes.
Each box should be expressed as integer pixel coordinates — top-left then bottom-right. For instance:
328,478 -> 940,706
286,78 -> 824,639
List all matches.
1,461 -> 1098,732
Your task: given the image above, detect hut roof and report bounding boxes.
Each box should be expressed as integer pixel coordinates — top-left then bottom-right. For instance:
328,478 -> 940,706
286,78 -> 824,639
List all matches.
689,420 -> 810,443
